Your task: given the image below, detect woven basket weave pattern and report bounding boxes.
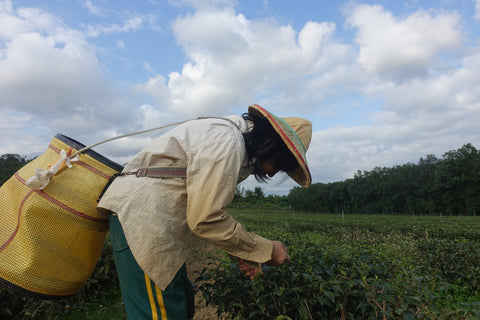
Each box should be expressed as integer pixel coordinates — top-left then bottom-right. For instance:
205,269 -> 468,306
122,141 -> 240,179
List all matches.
0,135 -> 122,298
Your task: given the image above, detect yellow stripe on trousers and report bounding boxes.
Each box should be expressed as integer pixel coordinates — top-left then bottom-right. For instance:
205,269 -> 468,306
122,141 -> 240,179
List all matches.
155,283 -> 168,320
144,273 -> 168,320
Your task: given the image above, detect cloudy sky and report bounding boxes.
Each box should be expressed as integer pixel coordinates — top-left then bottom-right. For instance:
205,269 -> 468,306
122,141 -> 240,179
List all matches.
1,0 -> 479,195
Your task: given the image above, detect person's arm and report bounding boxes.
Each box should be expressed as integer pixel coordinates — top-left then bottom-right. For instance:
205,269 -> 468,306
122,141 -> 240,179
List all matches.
185,134 -> 274,264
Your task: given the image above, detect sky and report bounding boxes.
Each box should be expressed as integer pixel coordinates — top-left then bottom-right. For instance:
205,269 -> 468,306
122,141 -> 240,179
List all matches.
1,0 -> 480,195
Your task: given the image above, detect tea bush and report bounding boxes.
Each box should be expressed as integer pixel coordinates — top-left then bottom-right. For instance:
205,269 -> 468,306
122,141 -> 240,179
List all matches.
198,241 -> 437,319
196,211 -> 480,320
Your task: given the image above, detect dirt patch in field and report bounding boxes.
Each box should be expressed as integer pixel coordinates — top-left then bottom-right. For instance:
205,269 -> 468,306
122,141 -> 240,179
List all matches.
186,241 -> 229,320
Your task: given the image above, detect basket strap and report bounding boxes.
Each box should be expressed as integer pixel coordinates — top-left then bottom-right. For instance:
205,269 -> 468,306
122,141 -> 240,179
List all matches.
69,116 -> 240,159
131,167 -> 187,178
97,167 -> 187,202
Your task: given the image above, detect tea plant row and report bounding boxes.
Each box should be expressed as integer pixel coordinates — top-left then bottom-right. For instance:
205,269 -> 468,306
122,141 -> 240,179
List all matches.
197,210 -> 480,319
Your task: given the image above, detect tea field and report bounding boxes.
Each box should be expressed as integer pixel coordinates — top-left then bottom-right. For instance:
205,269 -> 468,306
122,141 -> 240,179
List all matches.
2,209 -> 479,319
197,209 -> 480,320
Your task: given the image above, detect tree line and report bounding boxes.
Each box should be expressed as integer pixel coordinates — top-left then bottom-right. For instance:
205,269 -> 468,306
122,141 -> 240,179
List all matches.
288,143 -> 480,215
2,143 -> 480,215
0,154 -> 29,185
231,186 -> 290,208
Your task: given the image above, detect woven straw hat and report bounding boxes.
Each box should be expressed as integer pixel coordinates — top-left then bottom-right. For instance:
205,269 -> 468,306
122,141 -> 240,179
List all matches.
248,104 -> 312,187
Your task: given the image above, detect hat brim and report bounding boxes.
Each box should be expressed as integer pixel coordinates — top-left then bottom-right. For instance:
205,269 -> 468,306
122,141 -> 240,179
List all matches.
248,104 -> 311,187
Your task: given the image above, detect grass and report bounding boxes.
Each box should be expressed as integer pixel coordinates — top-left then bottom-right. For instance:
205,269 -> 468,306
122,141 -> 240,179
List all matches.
45,287 -> 126,320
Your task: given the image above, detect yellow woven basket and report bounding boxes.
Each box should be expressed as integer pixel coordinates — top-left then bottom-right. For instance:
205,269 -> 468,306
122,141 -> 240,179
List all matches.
0,134 -> 123,299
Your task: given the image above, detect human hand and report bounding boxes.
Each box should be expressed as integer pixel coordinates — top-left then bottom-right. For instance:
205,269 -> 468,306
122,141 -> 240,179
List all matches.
268,241 -> 290,266
238,259 -> 262,279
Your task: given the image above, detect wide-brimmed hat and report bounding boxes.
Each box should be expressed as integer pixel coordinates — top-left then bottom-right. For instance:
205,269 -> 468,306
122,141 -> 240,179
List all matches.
248,104 -> 312,187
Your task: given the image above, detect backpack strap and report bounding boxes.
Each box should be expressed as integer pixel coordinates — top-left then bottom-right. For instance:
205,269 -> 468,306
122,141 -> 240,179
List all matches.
131,167 -> 187,178
97,167 -> 187,202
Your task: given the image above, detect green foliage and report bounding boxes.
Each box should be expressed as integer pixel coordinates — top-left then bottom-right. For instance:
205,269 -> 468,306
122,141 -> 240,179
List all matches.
231,186 -> 291,209
416,239 -> 480,291
196,210 -> 480,319
0,154 -> 29,185
199,248 -> 430,319
289,143 -> 480,215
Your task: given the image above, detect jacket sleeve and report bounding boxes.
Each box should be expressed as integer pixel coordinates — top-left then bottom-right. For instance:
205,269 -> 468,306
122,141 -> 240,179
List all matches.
185,132 -> 273,263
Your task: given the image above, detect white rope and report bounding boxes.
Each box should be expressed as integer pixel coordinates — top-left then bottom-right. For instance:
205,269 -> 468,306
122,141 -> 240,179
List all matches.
68,116 -> 240,159
25,116 -> 241,189
69,119 -> 193,159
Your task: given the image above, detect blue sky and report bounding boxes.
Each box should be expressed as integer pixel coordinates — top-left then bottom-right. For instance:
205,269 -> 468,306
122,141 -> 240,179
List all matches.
1,0 -> 480,194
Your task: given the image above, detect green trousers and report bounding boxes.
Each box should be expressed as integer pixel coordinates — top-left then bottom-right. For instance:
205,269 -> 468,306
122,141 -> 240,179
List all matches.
109,214 -> 195,320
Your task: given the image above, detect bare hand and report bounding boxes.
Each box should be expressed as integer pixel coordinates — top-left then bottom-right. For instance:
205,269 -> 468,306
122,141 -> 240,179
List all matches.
268,241 -> 290,266
238,259 -> 262,279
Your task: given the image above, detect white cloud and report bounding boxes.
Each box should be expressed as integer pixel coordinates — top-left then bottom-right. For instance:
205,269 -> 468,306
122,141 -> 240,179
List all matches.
1,0 -> 480,196
132,7 -> 356,117
85,15 -> 145,37
280,4 -> 480,186
0,5 -> 61,40
85,12 -> 162,37
308,50 -> 480,183
0,1 -> 136,155
84,0 -> 101,16
0,0 -> 12,13
172,0 -> 236,10
345,4 -> 462,81
475,0 -> 480,20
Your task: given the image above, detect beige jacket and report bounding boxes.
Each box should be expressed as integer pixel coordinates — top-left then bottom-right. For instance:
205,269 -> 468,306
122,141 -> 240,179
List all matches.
97,115 -> 273,290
